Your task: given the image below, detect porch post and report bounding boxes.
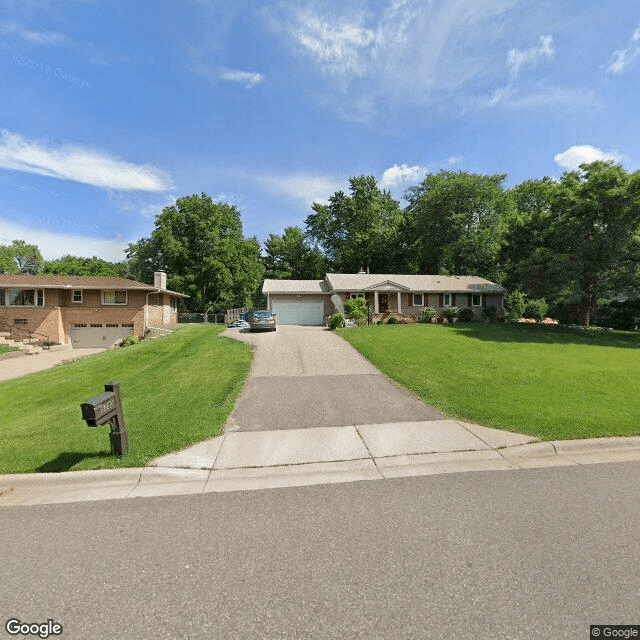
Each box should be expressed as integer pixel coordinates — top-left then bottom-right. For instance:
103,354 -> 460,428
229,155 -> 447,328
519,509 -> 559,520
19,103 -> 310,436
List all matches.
374,291 -> 379,314
397,291 -> 402,314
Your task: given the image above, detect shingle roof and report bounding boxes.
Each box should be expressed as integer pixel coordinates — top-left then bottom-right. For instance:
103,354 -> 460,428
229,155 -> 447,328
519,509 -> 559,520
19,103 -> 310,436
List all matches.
0,274 -> 188,297
325,273 -> 505,293
262,279 -> 329,294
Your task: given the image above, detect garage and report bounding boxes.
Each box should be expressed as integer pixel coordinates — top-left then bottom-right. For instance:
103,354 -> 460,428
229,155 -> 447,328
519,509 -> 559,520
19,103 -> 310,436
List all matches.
271,300 -> 325,325
70,324 -> 134,348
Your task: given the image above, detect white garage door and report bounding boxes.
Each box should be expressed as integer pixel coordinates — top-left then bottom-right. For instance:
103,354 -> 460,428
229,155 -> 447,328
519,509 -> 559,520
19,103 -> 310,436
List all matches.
271,300 -> 325,325
70,324 -> 134,348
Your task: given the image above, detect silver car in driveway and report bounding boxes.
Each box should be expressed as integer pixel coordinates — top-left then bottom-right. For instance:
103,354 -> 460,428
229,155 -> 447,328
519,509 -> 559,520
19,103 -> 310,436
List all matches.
248,309 -> 277,331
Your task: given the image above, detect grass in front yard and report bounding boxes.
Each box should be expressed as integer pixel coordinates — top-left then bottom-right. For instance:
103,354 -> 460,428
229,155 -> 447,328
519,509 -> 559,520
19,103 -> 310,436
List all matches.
0,325 -> 251,474
339,322 -> 640,440
0,345 -> 19,355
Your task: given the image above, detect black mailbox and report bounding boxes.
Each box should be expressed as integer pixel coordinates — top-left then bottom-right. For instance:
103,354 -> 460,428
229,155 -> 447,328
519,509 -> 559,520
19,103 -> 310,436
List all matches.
80,381 -> 128,457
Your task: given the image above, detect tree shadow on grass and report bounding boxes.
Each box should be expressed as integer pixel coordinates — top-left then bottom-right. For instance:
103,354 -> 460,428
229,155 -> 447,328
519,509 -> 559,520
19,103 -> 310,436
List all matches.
446,322 -> 640,349
35,451 -> 113,473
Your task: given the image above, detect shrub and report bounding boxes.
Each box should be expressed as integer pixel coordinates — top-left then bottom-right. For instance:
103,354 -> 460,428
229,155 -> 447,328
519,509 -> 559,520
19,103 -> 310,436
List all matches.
505,290 -> 526,321
524,298 -> 549,322
458,306 -> 475,322
376,320 -> 384,325
386,316 -> 400,324
123,335 -> 142,346
343,297 -> 369,323
482,305 -> 497,321
592,298 -> 640,330
418,307 -> 437,323
330,312 -> 345,330
551,300 -> 578,326
442,306 -> 458,321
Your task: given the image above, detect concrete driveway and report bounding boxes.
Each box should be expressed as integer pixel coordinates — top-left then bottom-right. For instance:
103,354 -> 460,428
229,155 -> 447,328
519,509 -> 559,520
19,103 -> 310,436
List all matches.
223,325 -> 444,431
0,348 -> 107,382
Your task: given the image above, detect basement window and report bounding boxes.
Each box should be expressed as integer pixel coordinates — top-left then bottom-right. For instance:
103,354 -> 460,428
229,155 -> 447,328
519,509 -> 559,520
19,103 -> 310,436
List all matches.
14,318 -> 27,325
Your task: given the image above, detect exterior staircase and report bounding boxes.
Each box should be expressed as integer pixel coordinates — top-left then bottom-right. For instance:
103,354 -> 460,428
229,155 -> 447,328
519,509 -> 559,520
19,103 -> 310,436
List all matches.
0,331 -> 42,355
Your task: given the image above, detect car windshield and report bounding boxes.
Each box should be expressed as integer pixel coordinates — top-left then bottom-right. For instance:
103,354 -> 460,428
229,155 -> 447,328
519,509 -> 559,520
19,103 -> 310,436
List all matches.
252,311 -> 273,318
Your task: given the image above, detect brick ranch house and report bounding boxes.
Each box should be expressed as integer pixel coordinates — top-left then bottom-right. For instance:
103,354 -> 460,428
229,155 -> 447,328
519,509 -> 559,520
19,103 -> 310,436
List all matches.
263,272 -> 506,325
0,271 -> 187,348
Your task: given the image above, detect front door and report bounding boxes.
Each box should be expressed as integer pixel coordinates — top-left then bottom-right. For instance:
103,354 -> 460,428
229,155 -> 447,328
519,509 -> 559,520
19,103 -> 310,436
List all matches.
379,294 -> 388,312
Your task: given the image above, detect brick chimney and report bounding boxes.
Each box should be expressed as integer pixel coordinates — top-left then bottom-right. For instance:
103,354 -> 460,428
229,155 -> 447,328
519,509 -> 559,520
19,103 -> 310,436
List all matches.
154,271 -> 167,290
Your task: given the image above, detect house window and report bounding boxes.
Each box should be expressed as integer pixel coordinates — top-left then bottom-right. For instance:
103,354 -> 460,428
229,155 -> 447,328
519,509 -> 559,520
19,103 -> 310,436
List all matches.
8,289 -> 44,307
472,293 -> 483,307
152,294 -> 161,306
102,290 -> 127,305
0,290 -> 4,306
443,293 -> 452,307
72,290 -> 83,303
121,323 -> 134,328
106,324 -> 118,328
413,293 -> 424,307
349,293 -> 364,299
14,318 -> 27,325
171,298 -> 177,310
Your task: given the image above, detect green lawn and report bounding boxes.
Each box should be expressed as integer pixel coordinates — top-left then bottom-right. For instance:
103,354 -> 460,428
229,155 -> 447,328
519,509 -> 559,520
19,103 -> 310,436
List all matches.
339,322 -> 640,440
0,325 -> 251,474
0,345 -> 19,356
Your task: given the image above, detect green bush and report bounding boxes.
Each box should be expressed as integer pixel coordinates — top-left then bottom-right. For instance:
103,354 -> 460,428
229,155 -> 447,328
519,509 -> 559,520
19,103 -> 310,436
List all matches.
386,316 -> 401,324
442,306 -> 458,321
551,300 -> 578,326
524,298 -> 548,322
418,307 -> 437,323
123,335 -> 142,346
330,312 -> 345,330
376,320 -> 384,325
343,297 -> 369,322
505,290 -> 526,321
592,298 -> 640,330
458,306 -> 475,322
482,305 -> 497,321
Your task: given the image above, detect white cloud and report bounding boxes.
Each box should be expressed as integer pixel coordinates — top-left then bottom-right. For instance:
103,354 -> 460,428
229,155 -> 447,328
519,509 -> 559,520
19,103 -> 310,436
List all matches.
507,34 -> 554,79
554,145 -> 622,170
218,67 -> 265,88
379,164 -> 426,190
289,7 -> 376,77
0,217 -> 127,261
606,25 -> 640,75
0,130 -> 172,192
0,20 -> 68,45
269,0 -> 526,120
139,195 -> 177,220
258,173 -> 344,205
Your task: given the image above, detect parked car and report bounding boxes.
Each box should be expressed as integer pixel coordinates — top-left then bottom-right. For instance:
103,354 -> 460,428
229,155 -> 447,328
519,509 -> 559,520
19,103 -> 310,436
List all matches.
248,309 -> 277,331
228,319 -> 250,329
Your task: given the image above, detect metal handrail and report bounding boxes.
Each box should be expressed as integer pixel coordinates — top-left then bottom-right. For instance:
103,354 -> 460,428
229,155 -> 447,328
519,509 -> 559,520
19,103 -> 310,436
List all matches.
0,319 -> 53,346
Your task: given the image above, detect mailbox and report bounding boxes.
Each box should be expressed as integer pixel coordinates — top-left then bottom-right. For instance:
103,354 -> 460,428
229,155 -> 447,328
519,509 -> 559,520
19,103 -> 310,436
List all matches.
80,381 -> 128,457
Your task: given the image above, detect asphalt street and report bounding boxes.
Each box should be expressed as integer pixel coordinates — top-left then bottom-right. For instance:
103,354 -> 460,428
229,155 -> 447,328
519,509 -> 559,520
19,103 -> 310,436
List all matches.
2,462 -> 639,640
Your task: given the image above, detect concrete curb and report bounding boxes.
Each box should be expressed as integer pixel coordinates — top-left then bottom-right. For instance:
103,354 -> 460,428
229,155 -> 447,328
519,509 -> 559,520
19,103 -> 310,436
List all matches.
2,431 -> 640,506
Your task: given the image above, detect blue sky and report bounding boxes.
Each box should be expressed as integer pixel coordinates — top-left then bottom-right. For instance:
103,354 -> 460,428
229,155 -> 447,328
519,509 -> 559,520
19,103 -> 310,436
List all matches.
1,0 -> 639,261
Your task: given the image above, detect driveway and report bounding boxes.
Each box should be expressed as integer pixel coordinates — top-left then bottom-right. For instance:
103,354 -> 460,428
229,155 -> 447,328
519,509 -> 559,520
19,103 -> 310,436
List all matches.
223,325 -> 444,432
0,348 -> 107,382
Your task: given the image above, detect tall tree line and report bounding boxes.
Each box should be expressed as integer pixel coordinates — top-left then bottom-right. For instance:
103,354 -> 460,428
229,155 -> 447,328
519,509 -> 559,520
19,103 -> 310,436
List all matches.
3,162 -> 639,323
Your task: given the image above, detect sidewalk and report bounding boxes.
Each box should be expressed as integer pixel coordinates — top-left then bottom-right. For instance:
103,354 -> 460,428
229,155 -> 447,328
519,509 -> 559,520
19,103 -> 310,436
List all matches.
2,419 -> 640,506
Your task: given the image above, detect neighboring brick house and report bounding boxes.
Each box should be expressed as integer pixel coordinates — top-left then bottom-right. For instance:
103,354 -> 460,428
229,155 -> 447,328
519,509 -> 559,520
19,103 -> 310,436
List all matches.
0,271 -> 187,348
263,272 -> 506,325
